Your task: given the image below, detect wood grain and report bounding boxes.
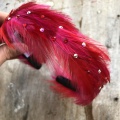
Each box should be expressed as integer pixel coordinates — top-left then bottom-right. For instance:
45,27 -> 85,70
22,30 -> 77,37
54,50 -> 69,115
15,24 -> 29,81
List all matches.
0,0 -> 119,120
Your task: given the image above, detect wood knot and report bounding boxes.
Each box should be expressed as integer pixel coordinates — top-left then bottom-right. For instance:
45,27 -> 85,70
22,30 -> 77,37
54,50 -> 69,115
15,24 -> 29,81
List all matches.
117,15 -> 120,18
114,97 -> 119,102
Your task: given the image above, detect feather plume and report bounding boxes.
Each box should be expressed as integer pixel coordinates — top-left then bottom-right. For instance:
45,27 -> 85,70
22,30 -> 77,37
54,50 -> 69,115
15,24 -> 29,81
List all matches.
0,2 -> 110,105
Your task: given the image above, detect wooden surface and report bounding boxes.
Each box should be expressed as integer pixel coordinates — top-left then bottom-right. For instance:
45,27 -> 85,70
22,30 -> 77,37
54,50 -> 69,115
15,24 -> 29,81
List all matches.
0,0 -> 120,120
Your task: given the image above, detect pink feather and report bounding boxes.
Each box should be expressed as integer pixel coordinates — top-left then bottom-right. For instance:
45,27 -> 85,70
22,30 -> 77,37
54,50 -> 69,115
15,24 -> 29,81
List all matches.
0,2 -> 110,105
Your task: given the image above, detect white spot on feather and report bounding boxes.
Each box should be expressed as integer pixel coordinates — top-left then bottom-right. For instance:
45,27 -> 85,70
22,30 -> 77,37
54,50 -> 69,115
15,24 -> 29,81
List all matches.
27,11 -> 31,14
98,69 -> 101,73
74,54 -> 78,58
82,42 -> 86,47
59,26 -> 63,29
40,28 -> 44,32
8,17 -> 11,20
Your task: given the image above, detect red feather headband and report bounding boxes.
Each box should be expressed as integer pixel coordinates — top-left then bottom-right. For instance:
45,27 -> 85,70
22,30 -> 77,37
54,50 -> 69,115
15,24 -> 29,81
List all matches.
0,2 -> 110,105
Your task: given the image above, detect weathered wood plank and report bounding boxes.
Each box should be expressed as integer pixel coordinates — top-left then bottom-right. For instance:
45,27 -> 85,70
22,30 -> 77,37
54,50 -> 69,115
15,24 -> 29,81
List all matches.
0,0 -> 119,120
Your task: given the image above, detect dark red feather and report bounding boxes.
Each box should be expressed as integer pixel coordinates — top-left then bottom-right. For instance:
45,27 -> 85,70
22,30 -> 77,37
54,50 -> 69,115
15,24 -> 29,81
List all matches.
0,2 -> 110,105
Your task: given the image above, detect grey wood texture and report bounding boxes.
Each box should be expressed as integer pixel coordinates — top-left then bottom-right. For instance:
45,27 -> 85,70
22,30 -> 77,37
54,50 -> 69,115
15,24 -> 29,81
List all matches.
0,0 -> 120,120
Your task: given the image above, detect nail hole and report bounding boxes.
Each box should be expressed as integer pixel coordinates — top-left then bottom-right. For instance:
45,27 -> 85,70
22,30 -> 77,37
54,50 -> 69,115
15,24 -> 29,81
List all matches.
114,97 -> 119,102
117,15 -> 120,18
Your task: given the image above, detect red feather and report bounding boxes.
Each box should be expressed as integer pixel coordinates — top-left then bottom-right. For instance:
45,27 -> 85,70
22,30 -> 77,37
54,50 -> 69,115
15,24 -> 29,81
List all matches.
0,2 -> 110,105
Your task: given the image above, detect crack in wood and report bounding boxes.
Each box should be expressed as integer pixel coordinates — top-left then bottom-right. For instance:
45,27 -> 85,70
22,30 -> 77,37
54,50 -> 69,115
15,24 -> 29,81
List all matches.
84,104 -> 94,120
119,35 -> 120,45
105,40 -> 112,49
79,17 -> 83,28
23,105 -> 29,120
81,0 -> 83,5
